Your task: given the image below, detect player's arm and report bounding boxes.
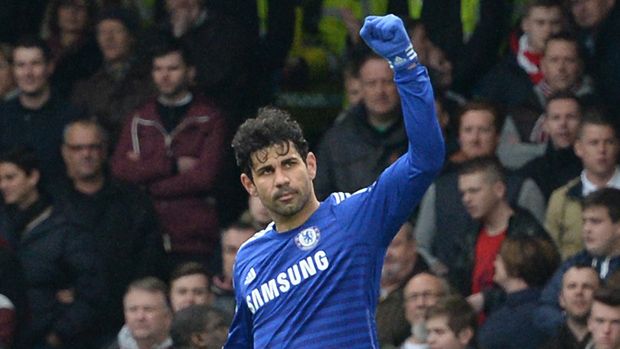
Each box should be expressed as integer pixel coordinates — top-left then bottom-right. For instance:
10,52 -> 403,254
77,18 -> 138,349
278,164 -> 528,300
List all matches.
339,15 -> 444,245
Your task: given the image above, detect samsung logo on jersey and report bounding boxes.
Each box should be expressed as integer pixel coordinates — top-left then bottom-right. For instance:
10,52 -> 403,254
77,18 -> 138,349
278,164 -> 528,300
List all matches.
246,250 -> 330,314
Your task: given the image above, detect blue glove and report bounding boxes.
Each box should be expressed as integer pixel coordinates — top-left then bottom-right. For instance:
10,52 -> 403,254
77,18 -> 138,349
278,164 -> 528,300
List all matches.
359,14 -> 418,71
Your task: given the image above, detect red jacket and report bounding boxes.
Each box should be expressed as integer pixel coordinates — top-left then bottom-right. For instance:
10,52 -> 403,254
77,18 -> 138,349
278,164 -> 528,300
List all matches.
111,95 -> 227,255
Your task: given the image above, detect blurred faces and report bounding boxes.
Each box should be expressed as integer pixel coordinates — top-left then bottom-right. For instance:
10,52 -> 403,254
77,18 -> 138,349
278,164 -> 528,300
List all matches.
522,5 -> 564,53
0,163 -> 39,209
248,195 -> 271,229
62,123 -> 106,182
13,47 -> 53,97
459,172 -> 504,221
97,19 -> 133,63
344,74 -> 362,106
170,274 -> 212,312
588,301 -> 620,349
57,0 -> 89,34
404,273 -> 445,325
575,124 -> 619,181
427,46 -> 453,90
560,266 -> 600,322
570,0 -> 615,29
458,110 -> 498,159
582,206 -> 620,256
359,58 -> 399,122
0,50 -> 15,98
408,23 -> 432,65
426,315 -> 471,349
124,289 -> 172,343
544,98 -> 581,149
241,142 -> 317,224
383,223 -> 417,285
541,39 -> 582,92
152,51 -> 194,102
221,226 -> 255,281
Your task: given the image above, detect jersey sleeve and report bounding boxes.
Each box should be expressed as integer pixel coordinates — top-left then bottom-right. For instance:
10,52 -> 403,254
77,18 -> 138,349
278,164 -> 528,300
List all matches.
223,259 -> 254,349
332,64 -> 445,247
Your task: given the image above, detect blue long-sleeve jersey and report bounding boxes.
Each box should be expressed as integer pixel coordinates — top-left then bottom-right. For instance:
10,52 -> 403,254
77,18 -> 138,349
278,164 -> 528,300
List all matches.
225,65 -> 444,348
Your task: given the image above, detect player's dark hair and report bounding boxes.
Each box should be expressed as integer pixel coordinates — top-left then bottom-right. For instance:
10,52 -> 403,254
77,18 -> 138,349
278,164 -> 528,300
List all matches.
232,107 -> 309,179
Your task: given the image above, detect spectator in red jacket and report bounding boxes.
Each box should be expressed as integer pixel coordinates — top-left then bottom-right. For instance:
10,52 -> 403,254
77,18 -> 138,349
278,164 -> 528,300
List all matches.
111,39 -> 227,273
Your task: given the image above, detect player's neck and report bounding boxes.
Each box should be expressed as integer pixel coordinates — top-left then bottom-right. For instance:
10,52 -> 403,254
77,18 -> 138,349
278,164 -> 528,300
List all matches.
274,195 -> 320,232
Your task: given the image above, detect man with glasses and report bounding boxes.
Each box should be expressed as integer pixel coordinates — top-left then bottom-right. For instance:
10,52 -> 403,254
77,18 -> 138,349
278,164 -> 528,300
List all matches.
55,119 -> 166,345
401,272 -> 450,348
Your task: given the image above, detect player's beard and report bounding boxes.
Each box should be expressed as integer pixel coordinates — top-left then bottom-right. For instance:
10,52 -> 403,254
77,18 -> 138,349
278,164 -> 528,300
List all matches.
269,186 -> 310,218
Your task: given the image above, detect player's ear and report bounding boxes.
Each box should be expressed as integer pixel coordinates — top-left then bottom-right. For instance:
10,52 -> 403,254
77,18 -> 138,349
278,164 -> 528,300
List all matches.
241,173 -> 258,196
306,152 -> 317,180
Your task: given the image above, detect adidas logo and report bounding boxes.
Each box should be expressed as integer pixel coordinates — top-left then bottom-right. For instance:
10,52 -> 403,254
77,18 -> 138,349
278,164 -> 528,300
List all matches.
244,268 -> 257,285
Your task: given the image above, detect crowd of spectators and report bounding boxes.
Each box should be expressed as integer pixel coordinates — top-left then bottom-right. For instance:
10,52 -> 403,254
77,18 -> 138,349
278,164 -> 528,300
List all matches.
0,0 -> 620,348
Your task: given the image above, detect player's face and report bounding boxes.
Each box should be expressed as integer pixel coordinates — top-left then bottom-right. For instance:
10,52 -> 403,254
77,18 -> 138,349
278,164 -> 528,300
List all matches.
62,124 -> 106,181
360,58 -> 399,119
97,19 -> 133,63
458,110 -> 498,159
427,316 -> 469,349
458,172 -> 503,220
0,163 -> 39,209
560,267 -> 600,321
575,124 -> 619,180
570,0 -> 614,29
241,142 -> 317,223
541,40 -> 582,92
582,206 -> 620,257
588,301 -> 620,349
544,98 -> 581,149
522,6 -> 564,53
13,47 -> 53,96
170,274 -> 212,312
222,227 -> 255,280
124,289 -> 171,341
152,51 -> 194,100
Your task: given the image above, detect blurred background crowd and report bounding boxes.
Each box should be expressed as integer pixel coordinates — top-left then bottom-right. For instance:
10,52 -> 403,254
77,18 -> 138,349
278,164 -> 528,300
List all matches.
0,0 -> 620,348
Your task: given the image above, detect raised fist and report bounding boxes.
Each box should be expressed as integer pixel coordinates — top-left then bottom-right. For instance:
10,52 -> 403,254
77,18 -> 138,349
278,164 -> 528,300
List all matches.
359,15 -> 418,71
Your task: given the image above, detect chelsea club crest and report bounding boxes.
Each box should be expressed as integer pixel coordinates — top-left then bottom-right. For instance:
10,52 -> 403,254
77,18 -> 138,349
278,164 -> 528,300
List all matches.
295,227 -> 321,250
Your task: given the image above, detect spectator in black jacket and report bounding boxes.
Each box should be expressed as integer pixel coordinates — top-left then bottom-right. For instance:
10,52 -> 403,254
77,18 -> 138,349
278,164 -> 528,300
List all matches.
0,148 -> 104,348
53,119 -> 166,346
0,36 -> 80,186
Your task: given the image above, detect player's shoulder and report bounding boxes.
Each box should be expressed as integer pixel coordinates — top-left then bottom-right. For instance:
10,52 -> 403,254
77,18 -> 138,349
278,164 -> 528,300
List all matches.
236,223 -> 274,258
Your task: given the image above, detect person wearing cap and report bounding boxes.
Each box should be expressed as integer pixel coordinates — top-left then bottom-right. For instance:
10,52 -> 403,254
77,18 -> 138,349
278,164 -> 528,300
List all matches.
71,6 -> 155,148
